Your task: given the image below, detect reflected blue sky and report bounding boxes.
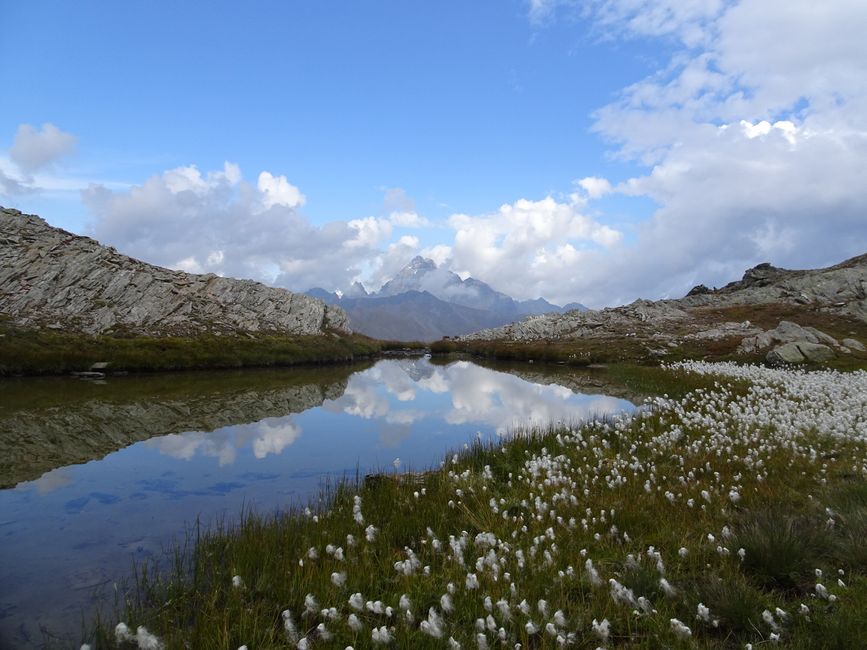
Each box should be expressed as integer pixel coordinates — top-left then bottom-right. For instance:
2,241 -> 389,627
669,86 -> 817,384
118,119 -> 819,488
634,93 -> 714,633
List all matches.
0,358 -> 634,647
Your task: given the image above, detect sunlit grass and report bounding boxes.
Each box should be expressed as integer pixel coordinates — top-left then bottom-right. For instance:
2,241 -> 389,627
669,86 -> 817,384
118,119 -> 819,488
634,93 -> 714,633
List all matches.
0,320 -> 382,375
90,362 -> 867,649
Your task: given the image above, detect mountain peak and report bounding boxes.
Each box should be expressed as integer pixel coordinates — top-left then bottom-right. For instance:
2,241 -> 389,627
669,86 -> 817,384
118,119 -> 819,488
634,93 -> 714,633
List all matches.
405,256 -> 437,274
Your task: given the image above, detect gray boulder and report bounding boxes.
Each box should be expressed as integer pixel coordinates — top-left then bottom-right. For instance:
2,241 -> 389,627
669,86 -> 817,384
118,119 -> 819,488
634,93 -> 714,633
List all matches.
842,337 -> 866,352
739,320 -> 839,354
766,341 -> 836,365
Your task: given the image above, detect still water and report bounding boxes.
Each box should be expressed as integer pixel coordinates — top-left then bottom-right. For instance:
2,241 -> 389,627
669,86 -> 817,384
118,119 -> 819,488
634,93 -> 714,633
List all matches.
0,357 -> 636,647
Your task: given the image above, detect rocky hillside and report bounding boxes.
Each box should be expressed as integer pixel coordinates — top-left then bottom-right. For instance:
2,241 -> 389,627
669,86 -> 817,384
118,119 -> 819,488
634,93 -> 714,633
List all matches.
460,254 -> 867,364
0,207 -> 349,336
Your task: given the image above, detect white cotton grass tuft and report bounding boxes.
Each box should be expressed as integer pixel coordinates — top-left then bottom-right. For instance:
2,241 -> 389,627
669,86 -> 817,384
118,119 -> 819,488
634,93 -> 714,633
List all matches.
440,593 -> 454,612
670,618 -> 692,638
114,622 -> 164,650
349,592 -> 365,610
591,618 -> 610,642
371,626 -> 392,644
659,577 -> 677,597
420,607 -> 445,638
331,571 -> 347,587
315,622 -> 332,641
585,558 -> 603,586
348,613 -> 363,632
231,575 -> 243,588
282,610 -> 299,643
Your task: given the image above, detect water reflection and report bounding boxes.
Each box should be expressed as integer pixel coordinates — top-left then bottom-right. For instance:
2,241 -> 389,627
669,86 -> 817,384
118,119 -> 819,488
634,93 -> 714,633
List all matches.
0,358 -> 635,648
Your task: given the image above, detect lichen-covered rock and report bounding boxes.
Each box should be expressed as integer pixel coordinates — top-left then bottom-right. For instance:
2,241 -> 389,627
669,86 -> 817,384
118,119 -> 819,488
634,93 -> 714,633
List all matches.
842,337 -> 866,352
738,320 -> 839,354
0,208 -> 350,336
460,253 -> 867,344
767,341 -> 836,365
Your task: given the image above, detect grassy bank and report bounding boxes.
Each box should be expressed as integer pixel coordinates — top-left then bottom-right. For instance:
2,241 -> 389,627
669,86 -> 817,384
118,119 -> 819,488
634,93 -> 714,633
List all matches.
91,361 -> 867,649
0,323 -> 384,376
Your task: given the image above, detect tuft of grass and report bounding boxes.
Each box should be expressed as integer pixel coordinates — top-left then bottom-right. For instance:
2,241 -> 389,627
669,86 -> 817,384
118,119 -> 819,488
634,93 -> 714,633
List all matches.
733,508 -> 832,592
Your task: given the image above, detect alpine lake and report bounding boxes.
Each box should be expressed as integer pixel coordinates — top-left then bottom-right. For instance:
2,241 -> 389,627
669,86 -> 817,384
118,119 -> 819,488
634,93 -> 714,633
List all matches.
0,355 -> 638,648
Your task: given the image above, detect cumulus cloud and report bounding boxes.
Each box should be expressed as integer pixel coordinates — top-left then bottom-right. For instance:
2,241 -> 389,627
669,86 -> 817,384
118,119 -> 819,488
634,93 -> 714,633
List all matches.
10,123 -> 77,171
446,196 -> 621,303
507,0 -> 867,307
576,176 -> 612,199
83,162 -> 398,292
257,171 -> 305,209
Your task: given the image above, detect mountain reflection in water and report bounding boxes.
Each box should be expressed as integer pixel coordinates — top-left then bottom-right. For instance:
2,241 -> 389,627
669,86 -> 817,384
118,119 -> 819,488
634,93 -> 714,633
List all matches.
0,358 -> 635,648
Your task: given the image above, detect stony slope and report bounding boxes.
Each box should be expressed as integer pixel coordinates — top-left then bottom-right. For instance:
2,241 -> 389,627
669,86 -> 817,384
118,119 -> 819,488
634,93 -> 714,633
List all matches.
460,254 -> 867,363
0,207 -> 349,336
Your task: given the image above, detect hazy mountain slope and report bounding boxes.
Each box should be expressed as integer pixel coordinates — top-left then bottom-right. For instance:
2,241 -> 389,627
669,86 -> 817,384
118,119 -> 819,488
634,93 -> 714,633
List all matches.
307,257 -> 588,340
336,291 -> 509,341
0,207 -> 349,336
376,256 -> 585,316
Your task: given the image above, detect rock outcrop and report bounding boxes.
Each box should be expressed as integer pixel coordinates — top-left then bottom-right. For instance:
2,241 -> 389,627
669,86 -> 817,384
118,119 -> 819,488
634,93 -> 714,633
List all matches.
766,342 -> 835,365
0,207 -> 349,336
459,254 -> 867,362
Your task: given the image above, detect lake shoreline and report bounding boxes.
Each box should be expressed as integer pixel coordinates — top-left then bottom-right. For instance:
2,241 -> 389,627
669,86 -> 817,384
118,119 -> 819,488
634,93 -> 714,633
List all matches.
84,361 -> 867,649
0,323 -> 430,377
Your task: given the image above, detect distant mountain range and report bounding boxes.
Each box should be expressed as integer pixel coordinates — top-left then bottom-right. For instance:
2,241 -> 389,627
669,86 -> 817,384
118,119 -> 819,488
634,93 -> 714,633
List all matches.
307,256 -> 587,341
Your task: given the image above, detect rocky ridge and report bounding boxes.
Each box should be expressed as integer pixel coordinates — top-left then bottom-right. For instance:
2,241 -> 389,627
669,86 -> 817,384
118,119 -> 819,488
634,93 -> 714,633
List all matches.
460,255 -> 867,364
0,207 -> 349,336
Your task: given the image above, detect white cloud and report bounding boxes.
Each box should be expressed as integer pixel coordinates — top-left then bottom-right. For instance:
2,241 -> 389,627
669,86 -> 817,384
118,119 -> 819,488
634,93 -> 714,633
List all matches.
10,123 -> 77,171
513,0 -> 867,307
577,176 -> 612,199
84,162 -> 396,292
389,210 -> 429,228
257,171 -> 306,208
446,196 -> 621,303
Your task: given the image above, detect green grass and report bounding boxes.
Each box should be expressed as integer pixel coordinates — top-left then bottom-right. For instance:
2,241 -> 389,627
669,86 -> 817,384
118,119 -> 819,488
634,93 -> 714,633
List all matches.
0,322 -> 382,376
87,365 -> 867,649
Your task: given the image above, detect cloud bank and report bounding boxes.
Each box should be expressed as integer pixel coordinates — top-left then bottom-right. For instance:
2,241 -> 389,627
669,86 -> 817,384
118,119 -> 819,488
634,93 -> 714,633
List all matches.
6,2 -> 866,310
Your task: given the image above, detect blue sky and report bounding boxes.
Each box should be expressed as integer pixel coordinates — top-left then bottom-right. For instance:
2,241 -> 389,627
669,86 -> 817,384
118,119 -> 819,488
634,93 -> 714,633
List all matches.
2,1 -> 866,307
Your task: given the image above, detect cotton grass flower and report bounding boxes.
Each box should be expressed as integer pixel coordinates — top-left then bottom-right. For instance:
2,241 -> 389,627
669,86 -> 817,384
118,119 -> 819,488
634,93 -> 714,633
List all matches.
331,571 -> 347,587
670,618 -> 692,638
591,618 -> 610,642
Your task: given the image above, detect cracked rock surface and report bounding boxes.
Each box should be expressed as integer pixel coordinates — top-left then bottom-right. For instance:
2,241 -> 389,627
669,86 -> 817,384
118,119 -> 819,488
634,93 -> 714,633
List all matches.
0,208 -> 349,336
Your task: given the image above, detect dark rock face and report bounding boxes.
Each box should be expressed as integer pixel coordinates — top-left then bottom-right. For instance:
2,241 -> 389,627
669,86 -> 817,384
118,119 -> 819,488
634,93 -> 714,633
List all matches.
0,208 -> 349,336
686,284 -> 712,296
